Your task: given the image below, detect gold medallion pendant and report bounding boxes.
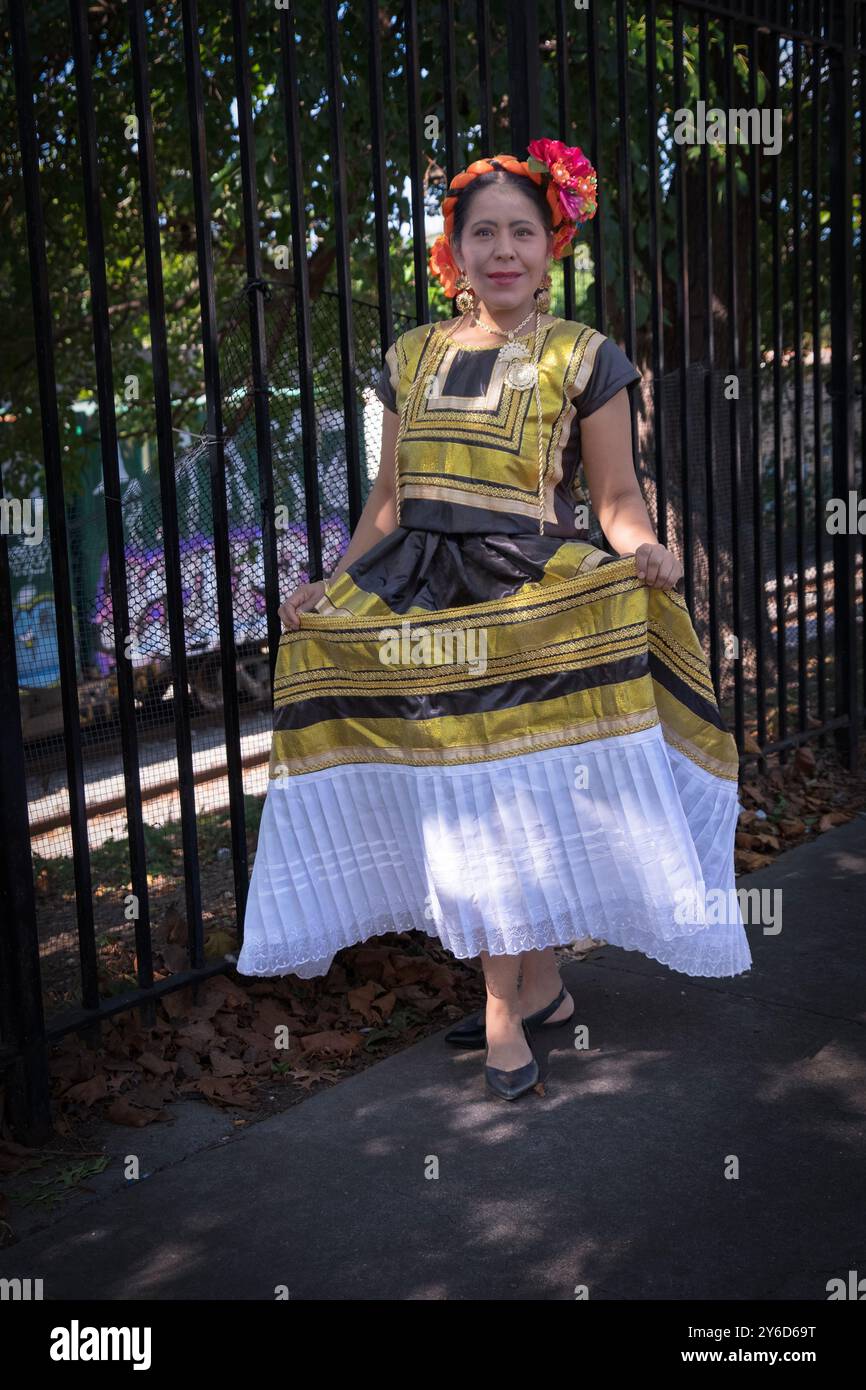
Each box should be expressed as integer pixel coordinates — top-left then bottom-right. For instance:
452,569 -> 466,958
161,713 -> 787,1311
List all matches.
504,360 -> 538,390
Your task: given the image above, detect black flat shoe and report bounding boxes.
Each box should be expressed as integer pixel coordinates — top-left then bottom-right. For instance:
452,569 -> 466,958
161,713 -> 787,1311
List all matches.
444,1007 -> 487,1049
485,1018 -> 539,1100
444,982 -> 573,1050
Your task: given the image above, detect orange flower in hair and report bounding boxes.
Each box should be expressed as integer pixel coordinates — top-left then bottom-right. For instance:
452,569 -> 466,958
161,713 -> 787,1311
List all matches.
428,234 -> 460,297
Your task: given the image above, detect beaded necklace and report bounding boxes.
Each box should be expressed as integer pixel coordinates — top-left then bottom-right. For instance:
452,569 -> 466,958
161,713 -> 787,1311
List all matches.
463,304 -> 536,358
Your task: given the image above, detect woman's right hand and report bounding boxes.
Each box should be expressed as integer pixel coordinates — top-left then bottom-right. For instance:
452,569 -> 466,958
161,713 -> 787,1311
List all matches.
278,580 -> 327,630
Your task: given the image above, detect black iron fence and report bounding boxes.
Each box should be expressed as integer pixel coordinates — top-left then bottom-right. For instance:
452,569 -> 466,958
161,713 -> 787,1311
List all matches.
0,0 -> 863,1141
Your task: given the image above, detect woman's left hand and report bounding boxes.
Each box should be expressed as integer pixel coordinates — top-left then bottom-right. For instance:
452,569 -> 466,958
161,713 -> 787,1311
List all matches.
634,542 -> 684,590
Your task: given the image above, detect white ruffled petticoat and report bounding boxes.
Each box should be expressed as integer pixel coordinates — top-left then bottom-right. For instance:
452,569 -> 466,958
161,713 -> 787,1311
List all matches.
237,721 -> 751,980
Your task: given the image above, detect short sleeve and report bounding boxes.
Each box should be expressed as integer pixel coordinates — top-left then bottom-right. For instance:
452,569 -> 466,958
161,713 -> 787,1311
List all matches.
373,341 -> 399,413
571,336 -> 640,418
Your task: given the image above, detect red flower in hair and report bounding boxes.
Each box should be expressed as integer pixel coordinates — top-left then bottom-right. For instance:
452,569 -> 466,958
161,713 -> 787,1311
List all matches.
527,138 -> 597,223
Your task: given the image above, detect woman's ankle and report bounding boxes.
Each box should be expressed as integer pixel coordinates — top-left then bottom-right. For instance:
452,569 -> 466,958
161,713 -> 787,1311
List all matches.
484,995 -> 523,1024
519,976 -> 566,1014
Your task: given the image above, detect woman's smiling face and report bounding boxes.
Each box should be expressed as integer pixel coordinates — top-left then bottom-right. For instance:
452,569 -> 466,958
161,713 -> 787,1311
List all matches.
451,181 -> 554,312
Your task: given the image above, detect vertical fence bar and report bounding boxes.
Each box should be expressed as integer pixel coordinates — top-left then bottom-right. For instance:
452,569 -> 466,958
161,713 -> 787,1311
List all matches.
811,19 -> 834,739
367,0 -> 394,350
673,5 -> 694,613
68,0 -> 155,1019
0,545 -> 51,1141
808,22 -> 827,744
2,0 -> 55,1144
587,0 -> 605,332
405,1 -> 427,326
645,1 -> 667,550
278,4 -> 323,583
791,22 -> 808,733
476,0 -> 492,154
441,0 -> 460,186
231,0 -> 283,675
749,22 -> 768,755
615,0 -> 639,523
506,0 -> 540,157
8,0 -> 98,1034
861,0 -> 866,721
827,0 -> 859,768
699,12 -> 720,691
181,0 -> 250,925
859,0 -> 865,721
127,0 -> 204,972
322,0 -> 364,530
555,0 -> 575,323
615,0 -> 636,366
769,31 -> 786,754
723,13 -> 744,749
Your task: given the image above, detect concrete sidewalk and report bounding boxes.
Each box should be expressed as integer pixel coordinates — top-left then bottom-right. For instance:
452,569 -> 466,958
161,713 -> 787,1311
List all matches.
2,815 -> 865,1300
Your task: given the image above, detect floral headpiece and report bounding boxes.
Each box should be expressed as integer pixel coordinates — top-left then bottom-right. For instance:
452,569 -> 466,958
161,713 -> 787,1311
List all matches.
428,138 -> 598,298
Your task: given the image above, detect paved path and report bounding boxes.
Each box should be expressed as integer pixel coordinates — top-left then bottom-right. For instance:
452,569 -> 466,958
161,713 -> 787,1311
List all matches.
2,816 -> 864,1300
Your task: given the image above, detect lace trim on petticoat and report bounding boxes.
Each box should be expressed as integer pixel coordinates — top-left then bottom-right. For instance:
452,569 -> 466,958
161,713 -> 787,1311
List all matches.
237,895 -> 752,981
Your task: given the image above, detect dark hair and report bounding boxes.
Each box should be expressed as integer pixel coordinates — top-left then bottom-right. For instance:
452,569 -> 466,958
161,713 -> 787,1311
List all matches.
450,162 -> 554,253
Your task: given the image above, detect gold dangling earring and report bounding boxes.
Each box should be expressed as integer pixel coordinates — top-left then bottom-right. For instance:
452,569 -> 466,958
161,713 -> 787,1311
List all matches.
455,271 -> 477,315
534,270 -> 552,314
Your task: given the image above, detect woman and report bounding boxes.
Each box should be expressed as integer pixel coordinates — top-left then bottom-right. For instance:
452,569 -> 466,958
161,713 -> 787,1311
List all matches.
237,140 -> 752,1101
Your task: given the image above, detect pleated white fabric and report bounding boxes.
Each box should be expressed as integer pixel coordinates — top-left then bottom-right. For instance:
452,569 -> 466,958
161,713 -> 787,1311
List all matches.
237,722 -> 752,981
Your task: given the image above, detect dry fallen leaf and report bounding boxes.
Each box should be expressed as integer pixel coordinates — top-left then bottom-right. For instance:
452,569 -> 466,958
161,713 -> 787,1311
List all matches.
347,980 -> 385,1021
793,745 -> 817,777
819,811 -> 851,831
777,818 -> 807,837
106,1097 -> 166,1127
209,1050 -> 246,1078
189,1076 -> 258,1109
138,1052 -> 175,1078
63,1075 -> 111,1107
734,849 -> 774,871
161,904 -> 188,944
204,928 -> 237,960
752,833 -> 781,851
299,1029 -> 365,1058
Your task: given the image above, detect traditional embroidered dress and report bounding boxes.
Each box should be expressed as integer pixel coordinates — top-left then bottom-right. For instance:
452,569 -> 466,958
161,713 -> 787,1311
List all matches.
237,318 -> 752,981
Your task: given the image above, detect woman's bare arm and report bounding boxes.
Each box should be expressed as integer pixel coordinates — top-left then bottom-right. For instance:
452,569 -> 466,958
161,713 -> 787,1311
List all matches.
328,405 -> 400,582
579,389 -> 659,556
279,406 -> 401,628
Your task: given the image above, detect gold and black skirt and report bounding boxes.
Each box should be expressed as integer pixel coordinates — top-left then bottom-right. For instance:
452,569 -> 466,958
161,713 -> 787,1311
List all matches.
237,528 -> 752,981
